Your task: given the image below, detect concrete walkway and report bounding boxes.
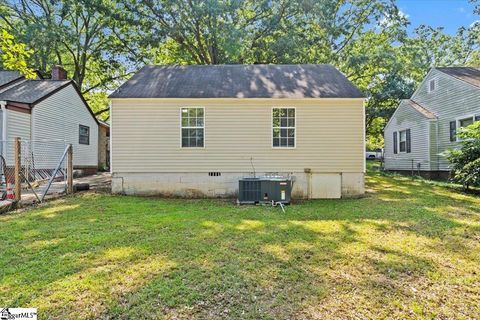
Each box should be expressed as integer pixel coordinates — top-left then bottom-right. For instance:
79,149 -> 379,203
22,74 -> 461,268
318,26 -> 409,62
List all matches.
0,172 -> 111,212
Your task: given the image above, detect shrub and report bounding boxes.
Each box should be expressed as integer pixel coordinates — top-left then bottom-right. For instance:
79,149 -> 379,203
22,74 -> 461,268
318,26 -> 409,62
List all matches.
446,121 -> 480,189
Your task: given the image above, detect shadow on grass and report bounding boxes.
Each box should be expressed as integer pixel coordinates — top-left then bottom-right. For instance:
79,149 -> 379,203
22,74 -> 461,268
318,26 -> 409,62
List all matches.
0,170 -> 479,319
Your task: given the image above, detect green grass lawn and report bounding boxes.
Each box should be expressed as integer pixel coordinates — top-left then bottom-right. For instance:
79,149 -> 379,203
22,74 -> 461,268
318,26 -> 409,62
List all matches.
1,169 -> 479,319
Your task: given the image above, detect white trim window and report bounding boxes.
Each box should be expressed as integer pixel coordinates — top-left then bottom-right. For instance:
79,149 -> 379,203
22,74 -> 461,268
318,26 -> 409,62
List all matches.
458,116 -> 474,129
79,124 -> 90,145
181,107 -> 204,148
398,129 -> 407,152
272,107 -> 295,148
455,115 -> 475,142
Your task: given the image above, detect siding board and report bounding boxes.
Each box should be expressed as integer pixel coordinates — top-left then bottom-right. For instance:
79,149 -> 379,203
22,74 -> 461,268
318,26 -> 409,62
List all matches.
413,69 -> 480,171
32,84 -> 98,167
384,101 -> 431,171
5,109 -> 31,163
386,69 -> 480,172
111,99 -> 364,173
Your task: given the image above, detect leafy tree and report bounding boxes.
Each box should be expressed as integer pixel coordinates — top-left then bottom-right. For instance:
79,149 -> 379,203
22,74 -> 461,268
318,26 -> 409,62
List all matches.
1,0 -> 140,118
446,122 -> 480,189
0,29 -> 36,78
121,0 -> 412,139
1,0 -> 479,131
119,0 -> 293,64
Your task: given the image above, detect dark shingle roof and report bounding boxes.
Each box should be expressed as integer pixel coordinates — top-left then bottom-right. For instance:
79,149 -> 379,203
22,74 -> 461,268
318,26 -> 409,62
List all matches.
0,80 -> 71,104
436,67 -> 480,88
0,71 -> 23,88
110,64 -> 364,99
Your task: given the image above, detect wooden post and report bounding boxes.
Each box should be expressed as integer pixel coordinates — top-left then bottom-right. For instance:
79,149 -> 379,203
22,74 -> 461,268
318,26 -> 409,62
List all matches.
67,144 -> 73,194
14,137 -> 21,202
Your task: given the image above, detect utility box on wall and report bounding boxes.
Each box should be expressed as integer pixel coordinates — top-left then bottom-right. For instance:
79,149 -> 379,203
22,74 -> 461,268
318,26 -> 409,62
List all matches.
238,177 -> 292,204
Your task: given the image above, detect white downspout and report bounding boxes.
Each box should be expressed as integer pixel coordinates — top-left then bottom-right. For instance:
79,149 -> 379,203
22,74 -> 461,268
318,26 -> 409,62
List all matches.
0,101 -> 7,157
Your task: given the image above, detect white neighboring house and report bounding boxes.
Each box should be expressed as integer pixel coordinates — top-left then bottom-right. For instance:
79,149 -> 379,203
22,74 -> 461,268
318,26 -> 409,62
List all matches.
0,67 -> 99,174
384,67 -> 480,179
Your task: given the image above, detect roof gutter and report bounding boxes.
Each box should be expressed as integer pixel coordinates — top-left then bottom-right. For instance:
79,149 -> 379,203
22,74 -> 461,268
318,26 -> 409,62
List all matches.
108,97 -> 366,101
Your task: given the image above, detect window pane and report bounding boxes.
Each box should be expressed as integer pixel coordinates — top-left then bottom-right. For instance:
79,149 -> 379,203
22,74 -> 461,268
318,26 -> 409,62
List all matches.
287,138 -> 295,147
273,117 -> 280,127
273,138 -> 280,147
400,141 -> 406,152
287,119 -> 295,127
399,130 -> 406,141
182,117 -> 189,126
288,129 -> 295,137
196,117 -> 204,127
280,118 -> 288,127
197,137 -> 204,147
288,108 -> 295,117
273,109 -> 280,118
182,138 -> 189,147
273,128 -> 280,138
188,108 -> 196,117
280,138 -> 288,147
280,109 -> 287,117
197,108 -> 204,118
188,117 -> 196,127
460,117 -> 473,128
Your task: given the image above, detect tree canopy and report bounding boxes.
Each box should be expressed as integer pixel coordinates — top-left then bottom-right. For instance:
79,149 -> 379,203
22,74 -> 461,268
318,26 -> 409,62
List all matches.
0,0 -> 479,137
0,29 -> 35,78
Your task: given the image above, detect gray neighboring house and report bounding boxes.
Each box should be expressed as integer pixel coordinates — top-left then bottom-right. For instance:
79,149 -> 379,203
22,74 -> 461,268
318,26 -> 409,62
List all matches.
384,67 -> 480,178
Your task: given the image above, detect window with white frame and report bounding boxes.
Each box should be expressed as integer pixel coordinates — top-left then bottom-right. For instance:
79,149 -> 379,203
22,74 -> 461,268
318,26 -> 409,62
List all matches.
454,115 -> 475,141
272,108 -> 295,148
181,107 -> 204,147
399,129 -> 407,152
79,125 -> 90,145
458,116 -> 474,129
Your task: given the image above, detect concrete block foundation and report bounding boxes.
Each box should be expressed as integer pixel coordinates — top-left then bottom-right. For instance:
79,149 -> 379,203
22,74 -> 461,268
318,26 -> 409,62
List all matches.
112,172 -> 365,199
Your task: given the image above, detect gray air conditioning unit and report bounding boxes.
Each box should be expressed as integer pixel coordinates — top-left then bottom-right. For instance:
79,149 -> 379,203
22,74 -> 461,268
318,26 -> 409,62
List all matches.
238,177 -> 292,204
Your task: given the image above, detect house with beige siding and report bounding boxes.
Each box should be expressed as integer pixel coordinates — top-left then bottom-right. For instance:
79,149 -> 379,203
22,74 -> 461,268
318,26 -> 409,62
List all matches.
0,67 -> 99,174
384,67 -> 480,179
109,64 -> 365,199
